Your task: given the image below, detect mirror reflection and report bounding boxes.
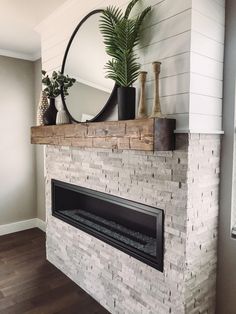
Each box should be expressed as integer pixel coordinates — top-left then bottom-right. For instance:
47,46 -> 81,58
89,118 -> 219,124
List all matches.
63,11 -> 114,122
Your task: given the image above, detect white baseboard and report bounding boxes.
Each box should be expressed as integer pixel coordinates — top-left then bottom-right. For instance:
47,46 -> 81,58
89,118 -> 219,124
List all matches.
0,218 -> 46,236
35,218 -> 46,232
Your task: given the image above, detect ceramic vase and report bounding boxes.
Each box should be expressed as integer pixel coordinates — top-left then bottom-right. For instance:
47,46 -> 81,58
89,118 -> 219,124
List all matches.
56,97 -> 70,125
37,91 -> 48,126
117,87 -> 136,120
43,98 -> 57,125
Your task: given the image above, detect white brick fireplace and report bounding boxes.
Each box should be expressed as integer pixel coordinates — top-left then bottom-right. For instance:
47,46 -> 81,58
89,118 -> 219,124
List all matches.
45,133 -> 220,313
37,0 -> 225,313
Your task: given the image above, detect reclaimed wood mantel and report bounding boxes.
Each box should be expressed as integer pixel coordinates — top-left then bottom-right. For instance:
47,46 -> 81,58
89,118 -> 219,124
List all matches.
31,118 -> 176,151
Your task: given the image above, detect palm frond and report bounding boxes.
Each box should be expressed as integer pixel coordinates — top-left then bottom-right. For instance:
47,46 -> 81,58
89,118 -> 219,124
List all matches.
100,0 -> 151,87
124,0 -> 140,19
99,6 -> 122,40
131,6 -> 152,46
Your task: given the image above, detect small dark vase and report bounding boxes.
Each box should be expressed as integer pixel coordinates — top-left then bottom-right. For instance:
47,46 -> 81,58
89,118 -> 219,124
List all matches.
43,98 -> 57,125
117,87 -> 136,120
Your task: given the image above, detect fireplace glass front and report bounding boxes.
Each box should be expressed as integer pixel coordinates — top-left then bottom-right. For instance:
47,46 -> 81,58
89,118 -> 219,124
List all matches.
51,179 -> 164,271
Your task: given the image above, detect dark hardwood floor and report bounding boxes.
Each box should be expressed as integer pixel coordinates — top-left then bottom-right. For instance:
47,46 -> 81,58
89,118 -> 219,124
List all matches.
0,228 -> 109,314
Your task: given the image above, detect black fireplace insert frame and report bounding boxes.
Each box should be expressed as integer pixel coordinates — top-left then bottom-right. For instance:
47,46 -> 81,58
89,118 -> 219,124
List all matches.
51,179 -> 164,271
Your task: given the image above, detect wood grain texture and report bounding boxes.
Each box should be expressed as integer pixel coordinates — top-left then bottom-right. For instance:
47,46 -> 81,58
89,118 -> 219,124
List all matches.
0,228 -> 109,314
154,118 -> 176,151
31,118 -> 176,151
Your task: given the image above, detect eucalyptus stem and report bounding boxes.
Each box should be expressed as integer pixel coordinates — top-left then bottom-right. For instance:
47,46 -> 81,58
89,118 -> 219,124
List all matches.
42,70 -> 76,98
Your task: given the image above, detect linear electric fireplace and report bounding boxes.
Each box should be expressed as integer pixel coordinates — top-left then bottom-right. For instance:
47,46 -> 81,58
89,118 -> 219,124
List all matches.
51,179 -> 164,271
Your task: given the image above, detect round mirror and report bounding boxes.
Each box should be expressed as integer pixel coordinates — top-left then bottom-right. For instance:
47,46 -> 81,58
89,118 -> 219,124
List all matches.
61,10 -> 117,123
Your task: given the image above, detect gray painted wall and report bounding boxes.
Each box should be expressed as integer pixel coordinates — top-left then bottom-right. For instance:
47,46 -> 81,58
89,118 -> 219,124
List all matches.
216,0 -> 236,312
34,59 -> 46,221
0,56 -> 36,225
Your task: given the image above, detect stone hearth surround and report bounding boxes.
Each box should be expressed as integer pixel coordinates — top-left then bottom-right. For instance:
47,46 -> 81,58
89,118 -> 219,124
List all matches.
45,133 -> 220,314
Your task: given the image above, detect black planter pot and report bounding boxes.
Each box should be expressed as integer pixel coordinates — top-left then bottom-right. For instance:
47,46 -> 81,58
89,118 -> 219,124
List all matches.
117,87 -> 136,120
43,98 -> 57,125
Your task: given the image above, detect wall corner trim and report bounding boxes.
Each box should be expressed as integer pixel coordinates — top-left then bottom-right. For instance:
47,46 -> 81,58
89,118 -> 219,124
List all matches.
0,218 -> 46,236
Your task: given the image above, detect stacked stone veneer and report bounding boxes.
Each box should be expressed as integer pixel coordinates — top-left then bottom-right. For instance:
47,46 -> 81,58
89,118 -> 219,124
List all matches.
45,134 -> 221,314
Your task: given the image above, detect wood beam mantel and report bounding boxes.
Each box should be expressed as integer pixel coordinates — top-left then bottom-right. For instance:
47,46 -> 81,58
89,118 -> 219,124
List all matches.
31,118 -> 176,151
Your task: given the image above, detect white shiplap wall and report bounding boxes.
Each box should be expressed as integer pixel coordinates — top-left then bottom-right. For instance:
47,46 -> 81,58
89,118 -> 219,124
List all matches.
189,0 -> 225,132
36,0 -> 225,133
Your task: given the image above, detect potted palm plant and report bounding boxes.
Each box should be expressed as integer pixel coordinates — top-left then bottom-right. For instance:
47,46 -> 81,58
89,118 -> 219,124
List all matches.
99,0 -> 151,120
42,70 -> 76,125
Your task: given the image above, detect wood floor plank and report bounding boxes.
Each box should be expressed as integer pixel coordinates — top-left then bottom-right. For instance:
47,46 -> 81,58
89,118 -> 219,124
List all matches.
0,229 -> 109,314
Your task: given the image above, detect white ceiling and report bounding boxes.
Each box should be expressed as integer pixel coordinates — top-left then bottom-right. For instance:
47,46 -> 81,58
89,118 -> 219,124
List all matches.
0,0 -> 67,60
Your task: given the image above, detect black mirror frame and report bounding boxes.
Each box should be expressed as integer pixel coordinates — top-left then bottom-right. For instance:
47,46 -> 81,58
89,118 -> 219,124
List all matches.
61,9 -> 118,123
